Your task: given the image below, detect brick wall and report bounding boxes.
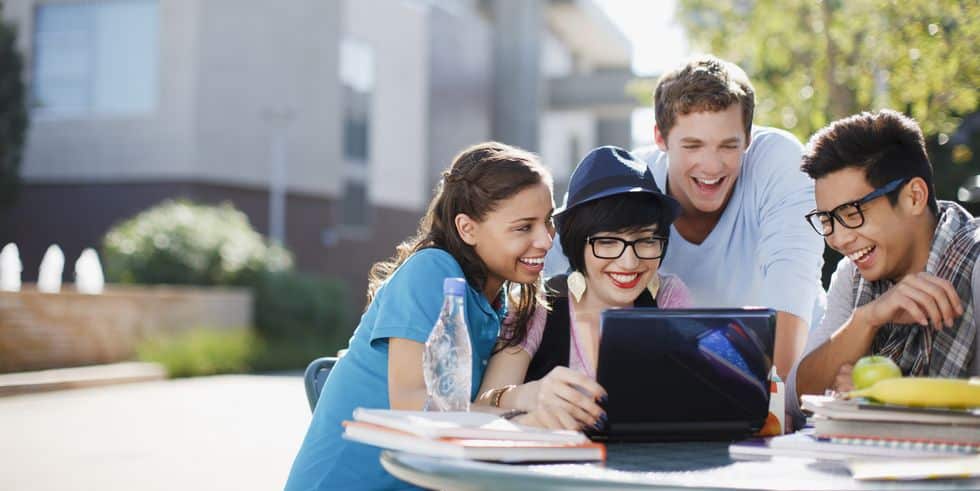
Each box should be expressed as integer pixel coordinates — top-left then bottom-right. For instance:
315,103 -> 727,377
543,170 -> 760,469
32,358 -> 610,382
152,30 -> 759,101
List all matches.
0,284 -> 252,372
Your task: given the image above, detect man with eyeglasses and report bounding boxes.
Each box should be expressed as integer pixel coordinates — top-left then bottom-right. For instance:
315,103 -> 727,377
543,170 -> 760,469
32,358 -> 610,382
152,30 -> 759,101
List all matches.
794,109 -> 980,400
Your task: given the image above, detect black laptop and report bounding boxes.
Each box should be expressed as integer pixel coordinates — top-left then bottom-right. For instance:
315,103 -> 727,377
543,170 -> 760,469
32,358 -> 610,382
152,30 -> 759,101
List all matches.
590,308 -> 776,442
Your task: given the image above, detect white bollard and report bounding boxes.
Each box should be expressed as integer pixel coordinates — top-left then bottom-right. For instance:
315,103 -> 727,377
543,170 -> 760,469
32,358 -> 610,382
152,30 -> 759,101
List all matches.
0,242 -> 21,292
75,248 -> 105,294
38,244 -> 65,293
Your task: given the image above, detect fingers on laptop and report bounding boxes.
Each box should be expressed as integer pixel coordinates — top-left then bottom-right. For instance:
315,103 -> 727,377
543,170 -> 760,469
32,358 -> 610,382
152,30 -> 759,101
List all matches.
538,367 -> 606,429
534,407 -> 579,430
548,366 -> 606,400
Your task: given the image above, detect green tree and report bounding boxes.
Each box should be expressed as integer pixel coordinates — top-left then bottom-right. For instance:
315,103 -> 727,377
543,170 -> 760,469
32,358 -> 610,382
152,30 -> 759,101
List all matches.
657,0 -> 980,286
0,16 -> 28,207
673,0 -> 978,141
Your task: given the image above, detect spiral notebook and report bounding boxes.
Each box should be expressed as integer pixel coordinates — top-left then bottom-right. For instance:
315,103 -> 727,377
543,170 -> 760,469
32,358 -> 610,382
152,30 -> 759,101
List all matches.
812,417 -> 980,450
730,430 -> 976,461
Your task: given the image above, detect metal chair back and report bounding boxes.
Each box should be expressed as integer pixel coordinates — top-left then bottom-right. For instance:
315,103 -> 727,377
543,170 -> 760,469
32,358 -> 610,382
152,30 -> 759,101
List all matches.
304,356 -> 338,412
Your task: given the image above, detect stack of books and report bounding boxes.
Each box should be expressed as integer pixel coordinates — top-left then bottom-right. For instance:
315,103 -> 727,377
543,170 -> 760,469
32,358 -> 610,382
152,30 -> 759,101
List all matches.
731,395 -> 979,462
803,395 -> 980,453
342,408 -> 606,463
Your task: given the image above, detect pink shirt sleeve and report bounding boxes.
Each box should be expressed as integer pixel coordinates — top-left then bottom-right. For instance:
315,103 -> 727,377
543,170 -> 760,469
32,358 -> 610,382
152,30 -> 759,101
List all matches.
656,273 -> 693,308
513,303 -> 548,357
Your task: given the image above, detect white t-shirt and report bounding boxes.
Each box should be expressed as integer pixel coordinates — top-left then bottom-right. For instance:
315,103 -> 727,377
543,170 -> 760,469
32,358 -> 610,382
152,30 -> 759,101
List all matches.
633,126 -> 826,328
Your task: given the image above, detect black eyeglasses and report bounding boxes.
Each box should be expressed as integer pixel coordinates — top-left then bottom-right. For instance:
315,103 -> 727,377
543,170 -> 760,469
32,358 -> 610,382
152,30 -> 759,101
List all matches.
587,236 -> 667,260
804,178 -> 909,237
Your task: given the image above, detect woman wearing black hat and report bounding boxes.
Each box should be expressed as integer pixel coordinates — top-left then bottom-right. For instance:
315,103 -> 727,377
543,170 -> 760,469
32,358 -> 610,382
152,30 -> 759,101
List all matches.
476,146 -> 692,430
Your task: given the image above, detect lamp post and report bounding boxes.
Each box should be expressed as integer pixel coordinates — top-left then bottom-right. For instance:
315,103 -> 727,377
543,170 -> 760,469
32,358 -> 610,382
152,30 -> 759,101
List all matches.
261,107 -> 294,245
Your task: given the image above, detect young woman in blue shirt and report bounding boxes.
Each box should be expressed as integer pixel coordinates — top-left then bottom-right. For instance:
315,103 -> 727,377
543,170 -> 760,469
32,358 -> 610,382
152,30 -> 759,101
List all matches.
285,142 -> 555,490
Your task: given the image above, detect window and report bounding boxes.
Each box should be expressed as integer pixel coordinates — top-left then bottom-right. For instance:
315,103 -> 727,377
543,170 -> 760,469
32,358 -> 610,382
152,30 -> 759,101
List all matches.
341,181 -> 368,228
33,0 -> 158,117
339,39 -> 374,230
340,39 -> 373,163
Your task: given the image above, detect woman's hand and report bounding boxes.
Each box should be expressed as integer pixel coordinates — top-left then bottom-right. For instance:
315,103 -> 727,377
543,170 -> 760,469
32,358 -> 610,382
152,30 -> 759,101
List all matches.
513,366 -> 606,430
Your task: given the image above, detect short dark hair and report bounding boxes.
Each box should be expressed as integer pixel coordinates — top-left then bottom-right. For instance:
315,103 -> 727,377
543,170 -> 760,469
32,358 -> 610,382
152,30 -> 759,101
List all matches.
801,109 -> 938,216
557,193 -> 672,274
655,55 -> 755,142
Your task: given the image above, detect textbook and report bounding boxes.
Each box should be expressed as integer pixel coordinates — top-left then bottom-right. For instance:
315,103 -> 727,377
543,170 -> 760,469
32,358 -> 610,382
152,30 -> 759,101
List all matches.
848,455 -> 980,481
729,430 -> 973,461
350,408 -> 587,443
812,417 -> 980,450
801,395 -> 980,425
343,421 -> 606,462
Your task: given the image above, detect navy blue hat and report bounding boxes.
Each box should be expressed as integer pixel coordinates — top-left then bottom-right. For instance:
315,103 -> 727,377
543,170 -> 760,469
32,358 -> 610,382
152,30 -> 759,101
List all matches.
554,146 -> 681,222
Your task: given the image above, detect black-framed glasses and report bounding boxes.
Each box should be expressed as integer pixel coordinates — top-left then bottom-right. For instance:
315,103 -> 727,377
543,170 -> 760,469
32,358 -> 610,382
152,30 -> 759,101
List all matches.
804,178 -> 910,237
587,236 -> 667,260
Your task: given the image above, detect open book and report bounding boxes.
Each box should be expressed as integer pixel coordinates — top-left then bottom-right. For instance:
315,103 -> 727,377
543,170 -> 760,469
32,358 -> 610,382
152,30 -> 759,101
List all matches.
342,409 -> 604,463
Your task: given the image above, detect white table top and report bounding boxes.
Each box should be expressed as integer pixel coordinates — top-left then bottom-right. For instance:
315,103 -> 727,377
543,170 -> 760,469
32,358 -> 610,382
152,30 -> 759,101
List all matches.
382,441 -> 980,491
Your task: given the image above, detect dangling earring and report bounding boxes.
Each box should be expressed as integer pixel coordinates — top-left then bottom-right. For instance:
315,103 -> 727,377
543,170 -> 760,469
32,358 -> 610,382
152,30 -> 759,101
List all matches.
567,270 -> 587,303
647,274 -> 661,299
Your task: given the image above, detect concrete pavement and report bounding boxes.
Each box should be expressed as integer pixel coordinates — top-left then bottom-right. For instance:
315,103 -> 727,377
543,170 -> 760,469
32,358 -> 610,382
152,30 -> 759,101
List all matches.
0,362 -> 166,396
0,374 -> 312,490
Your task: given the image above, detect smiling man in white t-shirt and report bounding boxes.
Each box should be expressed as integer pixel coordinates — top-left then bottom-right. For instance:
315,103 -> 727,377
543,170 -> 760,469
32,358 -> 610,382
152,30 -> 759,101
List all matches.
633,56 -> 826,383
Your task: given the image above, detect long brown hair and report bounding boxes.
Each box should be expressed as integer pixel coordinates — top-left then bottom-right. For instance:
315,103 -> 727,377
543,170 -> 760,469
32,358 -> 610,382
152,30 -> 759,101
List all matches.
367,142 -> 551,345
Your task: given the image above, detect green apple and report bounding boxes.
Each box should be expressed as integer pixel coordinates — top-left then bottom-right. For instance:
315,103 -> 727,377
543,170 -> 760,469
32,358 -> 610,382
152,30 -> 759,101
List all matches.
852,355 -> 902,390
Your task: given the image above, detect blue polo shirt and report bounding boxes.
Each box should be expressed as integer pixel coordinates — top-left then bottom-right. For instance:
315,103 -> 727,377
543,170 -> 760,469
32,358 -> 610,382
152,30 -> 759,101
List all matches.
285,248 -> 506,490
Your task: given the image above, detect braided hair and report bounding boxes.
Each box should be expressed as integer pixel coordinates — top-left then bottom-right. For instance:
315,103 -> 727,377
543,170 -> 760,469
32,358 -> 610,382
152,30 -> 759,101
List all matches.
366,142 -> 551,344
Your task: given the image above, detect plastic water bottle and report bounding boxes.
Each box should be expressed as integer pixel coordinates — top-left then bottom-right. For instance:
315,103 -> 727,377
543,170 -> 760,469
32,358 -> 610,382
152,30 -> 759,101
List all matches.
423,277 -> 472,411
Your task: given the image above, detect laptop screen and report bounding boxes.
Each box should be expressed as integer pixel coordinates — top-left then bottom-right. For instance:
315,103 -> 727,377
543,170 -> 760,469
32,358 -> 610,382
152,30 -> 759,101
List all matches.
594,308 -> 776,441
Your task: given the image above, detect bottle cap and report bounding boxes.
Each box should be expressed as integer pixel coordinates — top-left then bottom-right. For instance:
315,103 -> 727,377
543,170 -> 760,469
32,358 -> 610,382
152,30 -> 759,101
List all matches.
443,277 -> 467,296
769,366 -> 782,383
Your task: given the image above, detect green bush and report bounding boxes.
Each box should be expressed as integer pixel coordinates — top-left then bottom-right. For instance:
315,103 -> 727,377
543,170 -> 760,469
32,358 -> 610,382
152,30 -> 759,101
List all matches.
249,335 -> 342,373
137,328 -> 260,378
102,199 -> 292,286
250,271 -> 351,371
105,200 -> 352,372
0,18 -> 28,209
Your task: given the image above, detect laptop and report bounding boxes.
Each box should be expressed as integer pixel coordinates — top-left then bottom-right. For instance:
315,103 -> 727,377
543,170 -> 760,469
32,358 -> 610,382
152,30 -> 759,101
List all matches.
590,308 -> 776,442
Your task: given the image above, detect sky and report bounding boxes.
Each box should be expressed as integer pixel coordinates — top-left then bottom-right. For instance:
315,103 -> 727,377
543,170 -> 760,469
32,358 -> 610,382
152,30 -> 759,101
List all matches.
594,0 -> 691,146
595,0 -> 690,76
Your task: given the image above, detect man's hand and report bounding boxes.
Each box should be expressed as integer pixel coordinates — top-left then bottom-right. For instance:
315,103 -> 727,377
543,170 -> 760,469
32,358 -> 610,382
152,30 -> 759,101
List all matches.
832,363 -> 854,393
859,272 -> 963,330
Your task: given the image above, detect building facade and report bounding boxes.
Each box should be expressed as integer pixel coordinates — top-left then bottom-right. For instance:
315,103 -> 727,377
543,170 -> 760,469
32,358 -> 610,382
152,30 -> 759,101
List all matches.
0,0 -> 635,316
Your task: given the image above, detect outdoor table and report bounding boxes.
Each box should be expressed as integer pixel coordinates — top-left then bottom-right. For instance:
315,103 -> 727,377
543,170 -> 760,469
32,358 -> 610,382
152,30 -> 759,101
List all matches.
381,441 -> 980,490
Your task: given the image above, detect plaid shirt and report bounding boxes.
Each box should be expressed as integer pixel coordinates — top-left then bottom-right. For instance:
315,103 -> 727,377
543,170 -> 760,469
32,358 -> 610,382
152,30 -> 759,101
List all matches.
853,201 -> 980,376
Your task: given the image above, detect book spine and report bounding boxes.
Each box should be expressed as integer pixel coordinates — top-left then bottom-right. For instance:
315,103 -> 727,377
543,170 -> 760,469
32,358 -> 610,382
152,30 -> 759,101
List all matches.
823,434 -> 980,454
